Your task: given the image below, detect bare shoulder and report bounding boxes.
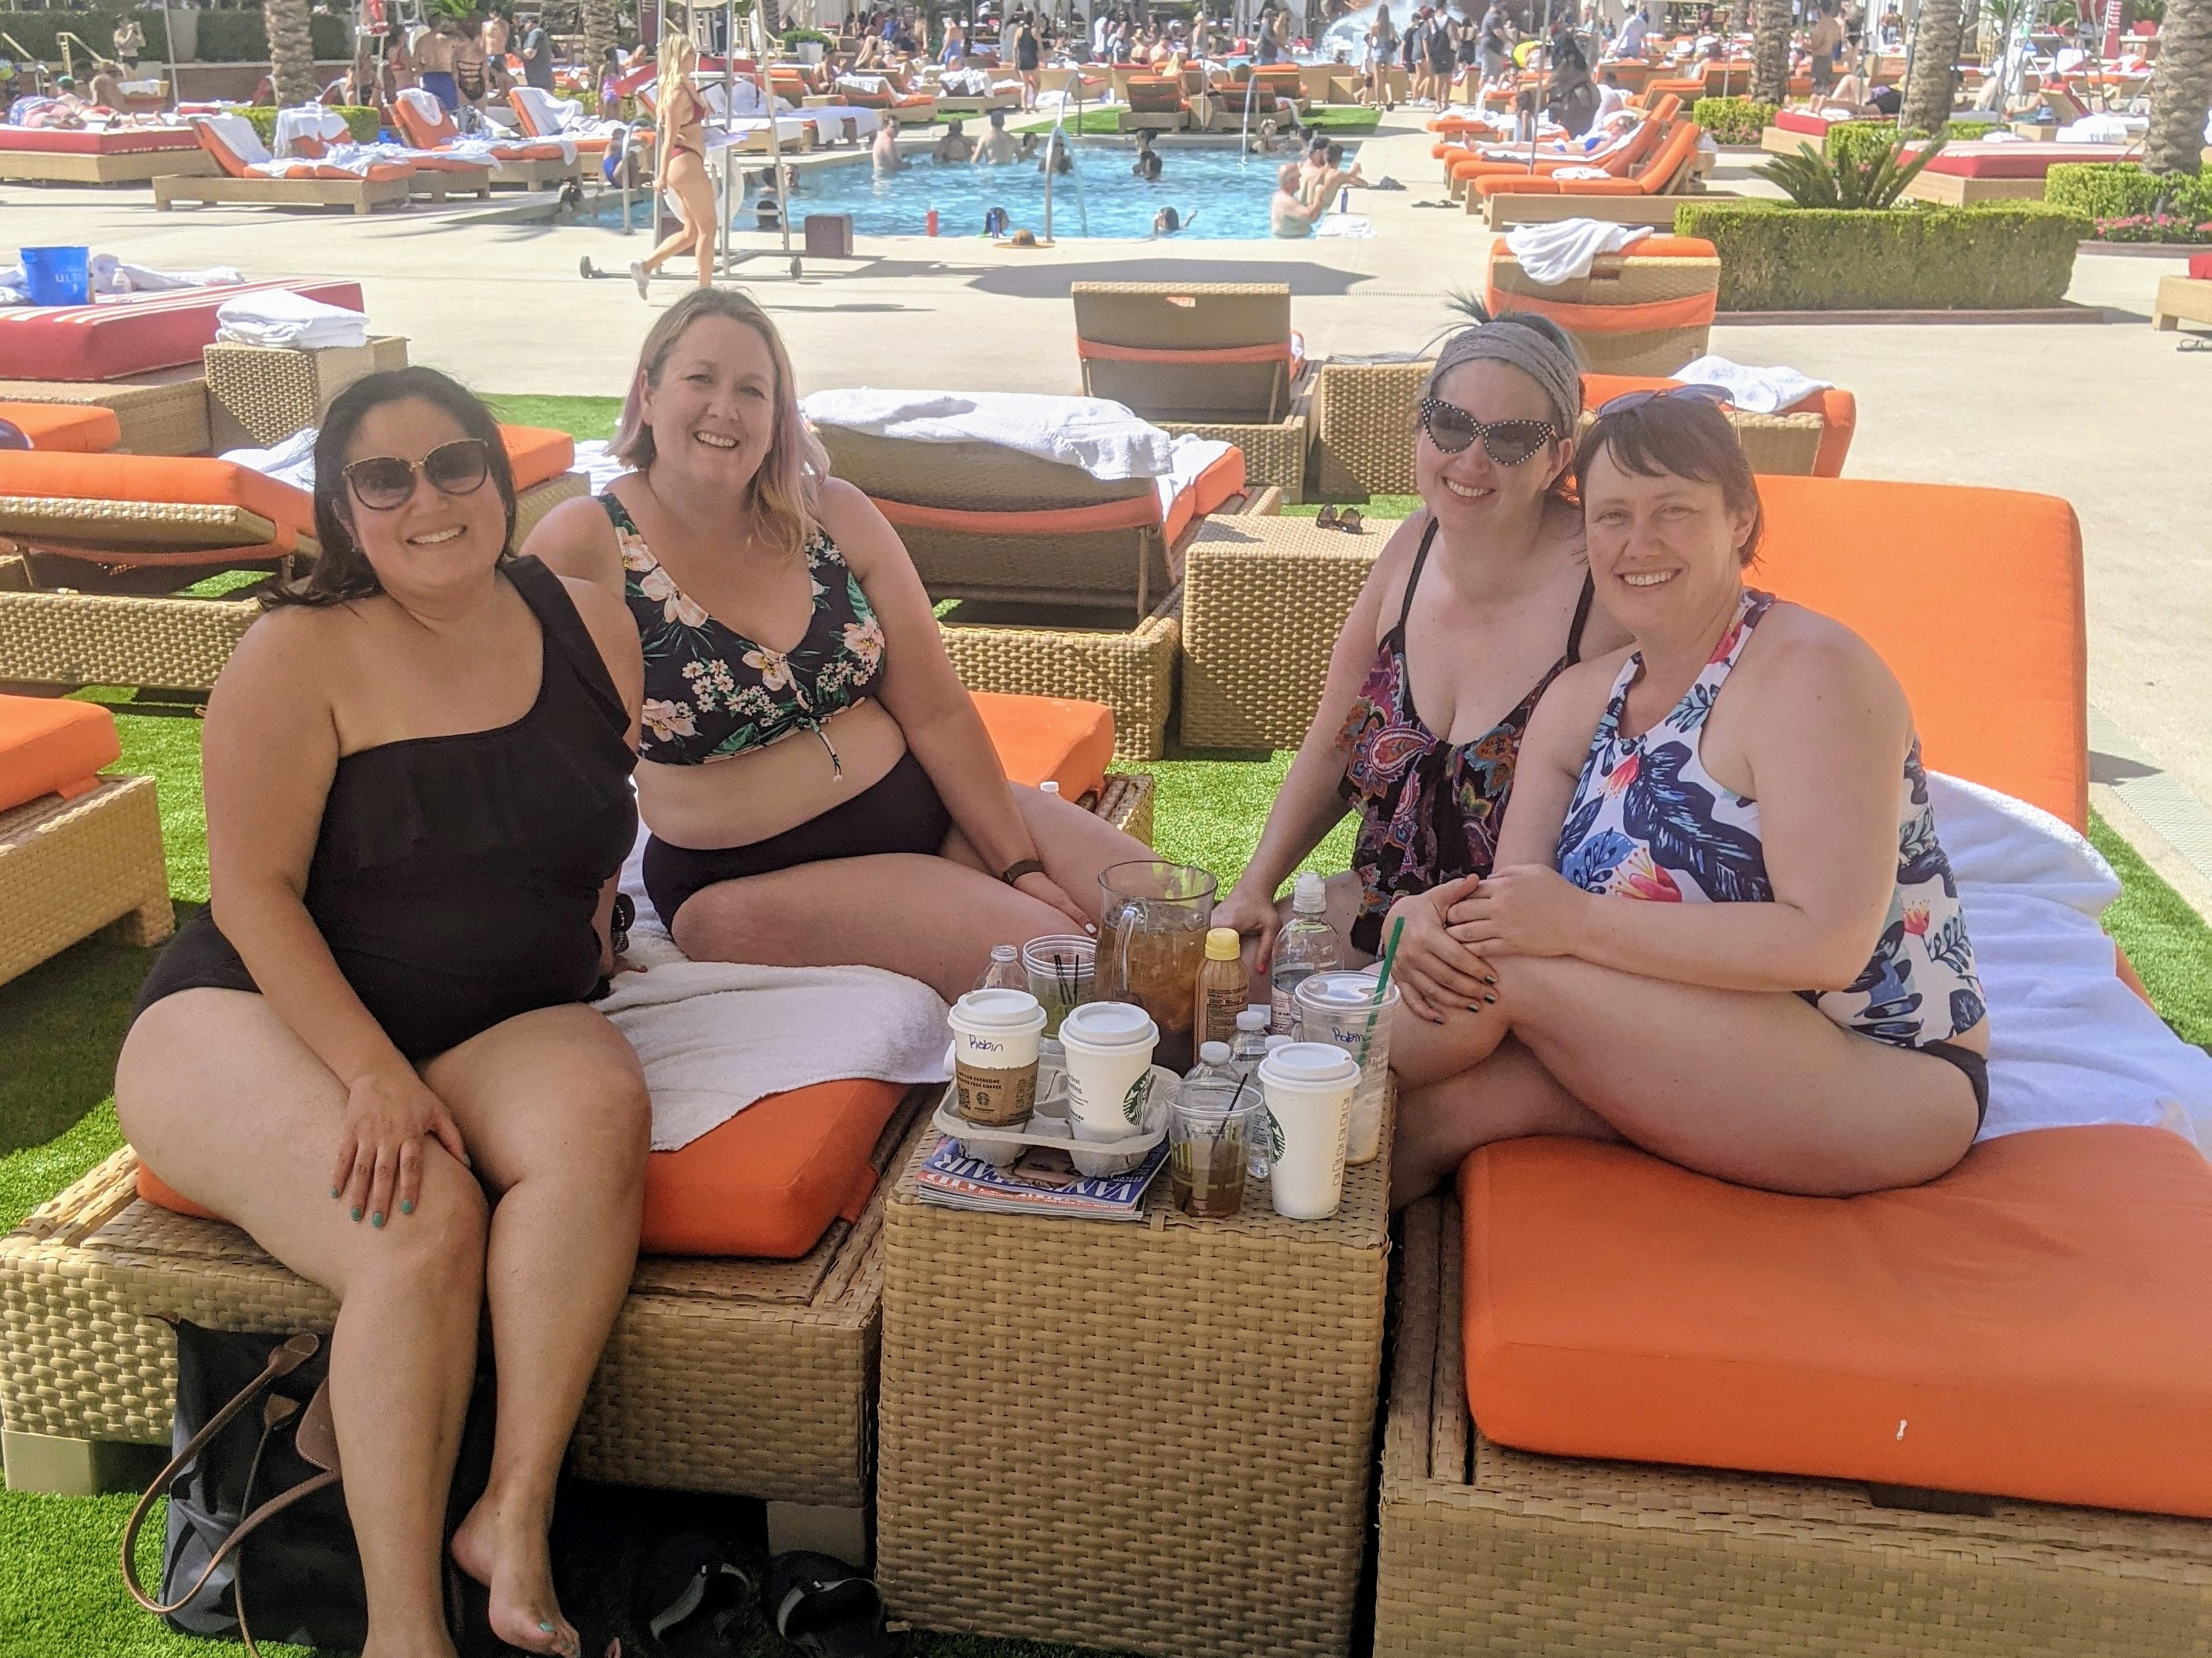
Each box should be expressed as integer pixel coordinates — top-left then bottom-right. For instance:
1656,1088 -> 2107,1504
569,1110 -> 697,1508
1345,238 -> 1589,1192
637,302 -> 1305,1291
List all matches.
1356,508 -> 1433,616
1532,646 -> 1627,740
522,490 -> 622,583
814,476 -> 904,569
206,601 -> 354,727
1747,599 -> 1909,718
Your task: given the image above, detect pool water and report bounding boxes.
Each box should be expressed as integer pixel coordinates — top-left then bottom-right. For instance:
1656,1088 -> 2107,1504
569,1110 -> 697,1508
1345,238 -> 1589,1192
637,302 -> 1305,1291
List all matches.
770,143 -> 1332,240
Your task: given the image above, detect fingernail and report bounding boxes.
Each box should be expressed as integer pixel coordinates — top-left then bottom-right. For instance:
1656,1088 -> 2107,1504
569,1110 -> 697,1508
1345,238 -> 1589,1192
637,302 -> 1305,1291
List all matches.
463,1152 -> 475,1170
1484,993 -> 1498,1005
539,1623 -> 556,1634
371,1212 -> 385,1228
350,1207 -> 363,1222
401,1200 -> 415,1214
330,1187 -> 340,1200
1467,1004 -> 1483,1015
1485,975 -> 1498,985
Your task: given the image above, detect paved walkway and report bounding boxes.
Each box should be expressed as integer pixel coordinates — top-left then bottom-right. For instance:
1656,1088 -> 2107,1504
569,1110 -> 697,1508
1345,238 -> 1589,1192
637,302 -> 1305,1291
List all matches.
7,121 -> 2209,903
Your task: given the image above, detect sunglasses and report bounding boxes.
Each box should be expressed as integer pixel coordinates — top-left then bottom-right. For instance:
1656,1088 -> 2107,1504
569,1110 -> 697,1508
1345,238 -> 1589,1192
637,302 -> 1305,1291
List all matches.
1417,397 -> 1560,467
1594,383 -> 1736,419
341,438 -> 494,512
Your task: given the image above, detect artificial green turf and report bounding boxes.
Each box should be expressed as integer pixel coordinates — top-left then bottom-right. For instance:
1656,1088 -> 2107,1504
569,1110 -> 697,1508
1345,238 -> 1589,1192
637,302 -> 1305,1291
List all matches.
1281,495 -> 1422,519
2090,811 -> 2212,1045
482,394 -> 627,443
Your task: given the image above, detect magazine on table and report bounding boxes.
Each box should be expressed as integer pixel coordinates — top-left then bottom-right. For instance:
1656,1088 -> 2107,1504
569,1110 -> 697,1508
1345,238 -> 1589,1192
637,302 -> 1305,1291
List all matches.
912,1133 -> 1170,1220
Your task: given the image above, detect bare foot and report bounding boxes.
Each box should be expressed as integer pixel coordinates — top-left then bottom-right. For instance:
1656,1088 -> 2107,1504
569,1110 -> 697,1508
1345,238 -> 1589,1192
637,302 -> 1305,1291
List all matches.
451,1487 -> 577,1658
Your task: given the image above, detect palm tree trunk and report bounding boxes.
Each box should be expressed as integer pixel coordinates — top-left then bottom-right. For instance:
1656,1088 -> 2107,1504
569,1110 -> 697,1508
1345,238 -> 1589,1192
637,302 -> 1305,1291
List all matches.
583,0 -> 618,104
1751,0 -> 1792,106
263,0 -> 318,109
2144,0 -> 2212,175
1900,0 -> 1969,133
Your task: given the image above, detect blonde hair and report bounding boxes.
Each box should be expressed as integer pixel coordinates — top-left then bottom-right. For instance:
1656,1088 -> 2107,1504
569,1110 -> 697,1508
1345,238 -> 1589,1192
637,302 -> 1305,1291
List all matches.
612,289 -> 825,559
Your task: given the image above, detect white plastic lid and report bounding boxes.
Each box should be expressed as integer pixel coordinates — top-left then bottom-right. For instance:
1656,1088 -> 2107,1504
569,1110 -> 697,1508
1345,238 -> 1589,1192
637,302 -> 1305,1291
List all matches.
952,987 -> 1045,1028
1059,999 -> 1157,1049
1260,1041 -> 1360,1089
1041,780 -> 1061,795
1235,1007 -> 1271,1032
1292,869 -> 1328,915
1199,1041 -> 1233,1065
1264,1035 -> 1292,1052
1301,969 -> 1387,1008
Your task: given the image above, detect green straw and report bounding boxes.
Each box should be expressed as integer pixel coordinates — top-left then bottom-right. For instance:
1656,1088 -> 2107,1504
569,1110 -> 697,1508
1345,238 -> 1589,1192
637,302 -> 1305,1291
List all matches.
1354,915 -> 1405,1068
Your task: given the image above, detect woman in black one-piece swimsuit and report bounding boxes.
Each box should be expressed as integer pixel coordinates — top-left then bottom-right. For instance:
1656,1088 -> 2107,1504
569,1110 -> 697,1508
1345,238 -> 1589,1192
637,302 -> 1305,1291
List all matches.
117,369 -> 644,1658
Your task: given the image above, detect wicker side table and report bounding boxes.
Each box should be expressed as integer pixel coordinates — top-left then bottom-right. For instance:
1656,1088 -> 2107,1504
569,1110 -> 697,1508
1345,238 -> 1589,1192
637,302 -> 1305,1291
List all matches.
0,368 -> 211,457
1311,361 -> 1430,500
877,1103 -> 1392,1658
1180,515 -> 1394,751
1160,414 -> 1310,502
203,335 -> 411,452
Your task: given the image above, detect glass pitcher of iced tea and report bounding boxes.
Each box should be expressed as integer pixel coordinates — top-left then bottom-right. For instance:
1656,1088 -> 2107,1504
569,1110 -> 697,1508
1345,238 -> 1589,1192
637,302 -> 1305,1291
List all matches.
1096,861 -> 1217,1051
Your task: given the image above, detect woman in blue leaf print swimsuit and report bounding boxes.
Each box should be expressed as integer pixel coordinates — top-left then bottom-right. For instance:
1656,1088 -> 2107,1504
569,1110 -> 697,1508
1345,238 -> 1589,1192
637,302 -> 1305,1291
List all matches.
1387,390 -> 1987,1207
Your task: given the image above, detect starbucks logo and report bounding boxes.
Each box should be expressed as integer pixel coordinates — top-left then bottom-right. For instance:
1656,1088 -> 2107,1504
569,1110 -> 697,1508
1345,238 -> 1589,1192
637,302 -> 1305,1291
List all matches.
1121,1072 -> 1152,1126
1267,1108 -> 1285,1162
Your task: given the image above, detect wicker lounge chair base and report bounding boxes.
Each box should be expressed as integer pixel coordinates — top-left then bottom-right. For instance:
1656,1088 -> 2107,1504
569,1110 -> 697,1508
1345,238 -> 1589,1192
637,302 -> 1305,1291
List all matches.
1483,193 -> 1707,228
515,470 -> 589,546
0,585 -> 261,693
941,591 -> 1180,762
203,335 -> 411,451
0,775 -> 173,989
1160,414 -> 1307,502
486,153 -> 587,190
878,1099 -> 1392,1658
153,173 -> 412,213
2153,277 -> 2212,333
1375,1194 -> 2212,1658
1311,361 -> 1431,498
0,369 -> 210,457
1901,171 -> 2048,206
407,163 -> 495,202
0,149 -> 220,186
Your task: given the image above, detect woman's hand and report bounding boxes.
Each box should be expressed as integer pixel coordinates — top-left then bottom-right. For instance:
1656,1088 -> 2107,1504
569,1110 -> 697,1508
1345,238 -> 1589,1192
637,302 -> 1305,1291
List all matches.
1386,879 -> 1495,1024
1213,880 -> 1284,974
1445,864 -> 1592,958
1015,870 -> 1093,934
330,1063 -> 472,1227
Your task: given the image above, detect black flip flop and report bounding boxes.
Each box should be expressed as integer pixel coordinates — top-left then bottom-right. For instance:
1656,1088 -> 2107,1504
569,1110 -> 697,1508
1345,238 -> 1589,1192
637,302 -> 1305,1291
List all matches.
763,1552 -> 897,1658
635,1532 -> 754,1658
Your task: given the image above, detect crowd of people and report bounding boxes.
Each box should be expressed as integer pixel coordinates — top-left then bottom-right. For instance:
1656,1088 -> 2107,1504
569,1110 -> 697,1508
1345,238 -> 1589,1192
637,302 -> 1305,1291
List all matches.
116,296 -> 1991,1656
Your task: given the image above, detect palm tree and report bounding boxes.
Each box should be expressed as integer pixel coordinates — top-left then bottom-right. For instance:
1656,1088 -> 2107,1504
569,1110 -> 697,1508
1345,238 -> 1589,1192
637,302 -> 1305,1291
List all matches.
1900,0 -> 1969,133
1751,0 -> 1791,105
583,0 -> 619,99
262,0 -> 318,108
2143,0 -> 2211,175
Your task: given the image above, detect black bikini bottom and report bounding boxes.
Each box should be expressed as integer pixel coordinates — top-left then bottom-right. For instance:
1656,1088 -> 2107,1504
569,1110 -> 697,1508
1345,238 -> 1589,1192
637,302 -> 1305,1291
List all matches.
643,750 -> 954,930
1919,1039 -> 1990,1131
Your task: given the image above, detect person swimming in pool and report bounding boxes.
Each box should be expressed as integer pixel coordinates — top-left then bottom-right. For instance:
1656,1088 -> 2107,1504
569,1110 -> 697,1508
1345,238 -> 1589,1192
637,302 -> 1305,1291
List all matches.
873,113 -> 908,172
1153,205 -> 1197,235
1270,160 -> 1323,237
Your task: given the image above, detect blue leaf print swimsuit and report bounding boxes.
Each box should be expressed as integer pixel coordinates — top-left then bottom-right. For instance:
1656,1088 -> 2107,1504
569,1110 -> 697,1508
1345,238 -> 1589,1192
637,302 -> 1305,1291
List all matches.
1554,589 -> 1989,1111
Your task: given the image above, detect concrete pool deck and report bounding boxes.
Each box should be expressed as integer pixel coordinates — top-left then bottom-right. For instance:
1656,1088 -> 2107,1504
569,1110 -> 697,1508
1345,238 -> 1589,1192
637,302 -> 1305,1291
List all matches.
5,120 -> 2209,907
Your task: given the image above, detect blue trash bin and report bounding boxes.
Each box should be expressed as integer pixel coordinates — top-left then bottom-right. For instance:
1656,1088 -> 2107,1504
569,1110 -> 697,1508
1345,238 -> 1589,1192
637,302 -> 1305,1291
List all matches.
21,246 -> 92,307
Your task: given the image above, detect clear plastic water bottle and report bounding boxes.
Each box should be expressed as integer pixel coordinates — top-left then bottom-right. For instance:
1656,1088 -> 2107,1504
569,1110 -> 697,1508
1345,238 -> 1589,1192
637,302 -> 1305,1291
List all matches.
1184,1040 -> 1236,1087
976,942 -> 1025,992
1231,1010 -> 1273,1179
1270,871 -> 1342,1034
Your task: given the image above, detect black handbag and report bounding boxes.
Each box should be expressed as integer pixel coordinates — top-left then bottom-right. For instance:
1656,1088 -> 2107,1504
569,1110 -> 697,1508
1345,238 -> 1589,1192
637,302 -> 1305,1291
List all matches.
121,1320 -> 367,1656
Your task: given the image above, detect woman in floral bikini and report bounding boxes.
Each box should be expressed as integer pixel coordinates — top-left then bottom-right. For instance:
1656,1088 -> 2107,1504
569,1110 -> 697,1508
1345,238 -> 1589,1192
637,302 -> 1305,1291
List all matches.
528,290 -> 1151,999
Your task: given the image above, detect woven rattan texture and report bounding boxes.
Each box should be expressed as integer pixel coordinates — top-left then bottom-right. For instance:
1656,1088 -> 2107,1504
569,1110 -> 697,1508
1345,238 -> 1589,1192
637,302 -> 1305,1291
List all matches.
940,593 -> 1179,762
876,1103 -> 1392,1656
0,1098 -> 932,1506
1160,416 -> 1308,501
1180,515 -> 1391,750
1491,253 -> 1721,309
0,589 -> 257,691
902,522 -> 1172,610
202,336 -> 408,449
0,498 -> 277,554
1311,361 -> 1430,499
1096,773 -> 1155,845
0,777 -> 172,987
513,472 -> 588,549
0,374 -> 210,457
1574,322 -> 1712,377
1373,1196 -> 2212,1658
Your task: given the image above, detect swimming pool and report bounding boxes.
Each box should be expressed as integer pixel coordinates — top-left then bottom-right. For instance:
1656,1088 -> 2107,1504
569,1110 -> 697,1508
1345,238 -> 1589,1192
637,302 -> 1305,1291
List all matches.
767,143 -> 1338,240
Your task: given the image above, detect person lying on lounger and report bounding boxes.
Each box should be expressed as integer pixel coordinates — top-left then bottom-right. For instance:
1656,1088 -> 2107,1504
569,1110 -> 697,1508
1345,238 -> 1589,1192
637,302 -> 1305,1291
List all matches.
119,368 -> 648,1658
525,289 -> 1156,1002
1385,388 -> 1988,1207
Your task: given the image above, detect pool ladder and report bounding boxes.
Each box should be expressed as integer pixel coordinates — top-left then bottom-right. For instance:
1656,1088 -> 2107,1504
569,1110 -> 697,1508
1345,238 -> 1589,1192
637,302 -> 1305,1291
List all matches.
1039,87 -> 1089,242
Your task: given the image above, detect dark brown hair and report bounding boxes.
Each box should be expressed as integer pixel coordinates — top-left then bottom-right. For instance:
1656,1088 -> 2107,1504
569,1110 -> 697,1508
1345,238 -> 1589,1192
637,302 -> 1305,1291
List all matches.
266,367 -> 517,610
1575,392 -> 1763,566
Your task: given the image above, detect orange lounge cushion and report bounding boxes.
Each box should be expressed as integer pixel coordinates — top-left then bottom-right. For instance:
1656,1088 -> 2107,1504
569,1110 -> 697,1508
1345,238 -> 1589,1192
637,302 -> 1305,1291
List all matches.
970,690 -> 1114,800
0,401 -> 123,452
0,451 -> 315,552
499,425 -> 576,492
0,694 -> 120,813
139,1076 -> 908,1259
1461,1128 -> 2212,1518
1754,476 -> 2084,827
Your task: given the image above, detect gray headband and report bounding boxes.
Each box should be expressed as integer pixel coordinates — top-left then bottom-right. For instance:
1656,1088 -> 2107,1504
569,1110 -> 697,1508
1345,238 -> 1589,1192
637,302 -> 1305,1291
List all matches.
1425,318 -> 1584,437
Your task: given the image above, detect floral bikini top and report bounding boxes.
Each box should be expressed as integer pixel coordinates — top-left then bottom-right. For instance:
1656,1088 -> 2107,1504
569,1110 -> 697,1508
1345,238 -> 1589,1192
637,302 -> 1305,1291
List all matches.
599,492 -> 886,769
1338,518 -> 1593,955
1554,588 -> 1985,1049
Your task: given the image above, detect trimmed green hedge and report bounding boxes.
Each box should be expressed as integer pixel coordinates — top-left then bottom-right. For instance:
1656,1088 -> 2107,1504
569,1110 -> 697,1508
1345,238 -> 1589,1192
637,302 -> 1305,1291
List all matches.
0,7 -> 351,66
2046,162 -> 2212,224
238,105 -> 384,146
1692,96 -> 1777,145
1672,200 -> 2089,309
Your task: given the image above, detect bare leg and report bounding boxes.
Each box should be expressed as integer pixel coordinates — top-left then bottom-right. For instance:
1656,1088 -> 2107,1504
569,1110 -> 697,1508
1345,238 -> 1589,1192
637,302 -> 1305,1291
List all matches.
118,991 -> 485,1658
666,158 -> 718,288
430,1005 -> 650,1658
1390,1035 -> 1616,1208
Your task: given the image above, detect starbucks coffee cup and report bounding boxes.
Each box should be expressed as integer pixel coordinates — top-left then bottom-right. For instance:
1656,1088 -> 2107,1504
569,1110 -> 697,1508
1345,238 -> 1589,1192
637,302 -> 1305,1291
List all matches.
1294,969 -> 1401,1166
948,988 -> 1048,1128
1258,1042 -> 1360,1220
1057,1000 -> 1160,1139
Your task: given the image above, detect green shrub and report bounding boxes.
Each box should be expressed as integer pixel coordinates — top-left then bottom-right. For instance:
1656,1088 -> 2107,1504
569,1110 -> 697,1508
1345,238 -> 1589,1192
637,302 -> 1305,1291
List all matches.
1945,119 -> 2001,140
1822,119 -> 1903,166
1691,96 -> 1777,145
2046,162 -> 2212,228
781,27 -> 836,48
1671,200 -> 2089,309
239,105 -> 384,148
190,10 -> 353,62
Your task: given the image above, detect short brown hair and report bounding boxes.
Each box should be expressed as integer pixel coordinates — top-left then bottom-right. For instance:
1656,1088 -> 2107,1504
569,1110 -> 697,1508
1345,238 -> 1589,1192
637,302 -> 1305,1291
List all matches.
1576,393 -> 1763,566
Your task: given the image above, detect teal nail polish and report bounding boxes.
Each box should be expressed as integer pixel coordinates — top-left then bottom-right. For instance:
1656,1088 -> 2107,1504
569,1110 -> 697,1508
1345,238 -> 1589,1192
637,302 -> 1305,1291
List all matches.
539,1623 -> 555,1634
371,1212 -> 385,1228
1484,993 -> 1499,1005
401,1200 -> 415,1215
350,1207 -> 362,1222
329,1186 -> 340,1200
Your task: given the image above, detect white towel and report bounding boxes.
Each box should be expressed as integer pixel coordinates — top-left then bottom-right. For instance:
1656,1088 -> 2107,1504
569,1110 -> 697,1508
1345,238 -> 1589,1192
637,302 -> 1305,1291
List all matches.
1504,217 -> 1651,283
1314,214 -> 1376,238
199,112 -> 275,167
88,255 -> 243,295
1152,434 -> 1234,517
274,102 -> 349,157
801,388 -> 1178,480
2056,114 -> 2144,143
571,439 -> 632,494
1670,354 -> 1830,413
215,289 -> 370,350
511,84 -> 625,143
1929,772 -> 2212,1150
220,427 -> 319,491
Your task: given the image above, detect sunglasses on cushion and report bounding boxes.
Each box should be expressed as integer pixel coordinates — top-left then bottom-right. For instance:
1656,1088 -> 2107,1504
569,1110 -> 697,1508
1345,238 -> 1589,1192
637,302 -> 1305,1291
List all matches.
341,438 -> 495,512
1416,397 -> 1561,466
1593,383 -> 1736,418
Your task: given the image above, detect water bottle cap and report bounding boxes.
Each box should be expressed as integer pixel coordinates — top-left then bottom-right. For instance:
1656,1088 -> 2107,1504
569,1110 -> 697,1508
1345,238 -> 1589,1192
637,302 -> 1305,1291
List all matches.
1236,1007 -> 1271,1031
1292,870 -> 1328,913
1199,1042 -> 1233,1065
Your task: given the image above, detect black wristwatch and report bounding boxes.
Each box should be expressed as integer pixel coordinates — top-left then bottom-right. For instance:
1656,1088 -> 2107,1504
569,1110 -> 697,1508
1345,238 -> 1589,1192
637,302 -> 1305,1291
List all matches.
999,858 -> 1046,887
